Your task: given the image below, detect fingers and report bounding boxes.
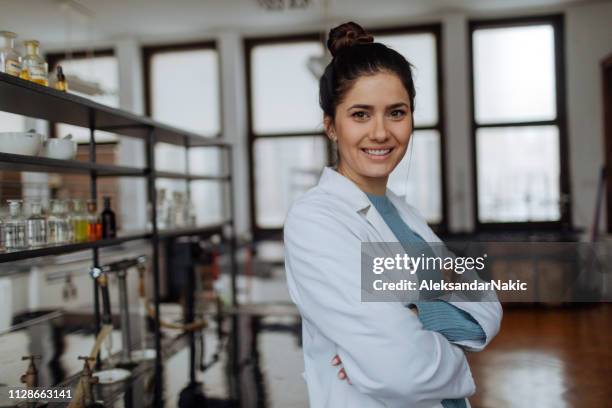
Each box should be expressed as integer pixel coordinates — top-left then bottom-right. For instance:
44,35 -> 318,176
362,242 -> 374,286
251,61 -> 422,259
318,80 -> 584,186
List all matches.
338,368 -> 352,384
331,355 -> 351,384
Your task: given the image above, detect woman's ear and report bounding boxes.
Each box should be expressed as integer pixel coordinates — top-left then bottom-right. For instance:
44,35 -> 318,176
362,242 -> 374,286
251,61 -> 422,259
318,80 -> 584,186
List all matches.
324,116 -> 337,142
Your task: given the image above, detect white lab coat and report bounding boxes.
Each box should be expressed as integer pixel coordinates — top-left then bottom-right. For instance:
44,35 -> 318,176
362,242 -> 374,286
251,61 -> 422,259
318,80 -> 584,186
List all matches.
284,167 -> 502,408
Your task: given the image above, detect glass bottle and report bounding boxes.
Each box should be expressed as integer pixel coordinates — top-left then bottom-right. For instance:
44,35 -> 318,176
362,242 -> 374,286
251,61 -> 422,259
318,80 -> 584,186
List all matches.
0,214 -> 5,252
47,199 -> 70,244
21,40 -> 48,86
101,196 -> 116,239
54,65 -> 67,92
4,200 -> 26,250
64,199 -> 75,243
26,200 -> 47,248
71,199 -> 89,242
187,196 -> 197,225
0,31 -> 21,77
86,199 -> 102,241
156,188 -> 168,229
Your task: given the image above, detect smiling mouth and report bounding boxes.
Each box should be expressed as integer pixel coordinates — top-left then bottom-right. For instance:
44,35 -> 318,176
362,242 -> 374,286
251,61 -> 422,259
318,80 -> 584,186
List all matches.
361,147 -> 393,158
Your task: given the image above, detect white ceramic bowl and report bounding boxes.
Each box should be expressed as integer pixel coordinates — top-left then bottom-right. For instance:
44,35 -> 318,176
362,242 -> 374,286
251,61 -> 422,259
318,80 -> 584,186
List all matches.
41,138 -> 77,160
0,132 -> 44,156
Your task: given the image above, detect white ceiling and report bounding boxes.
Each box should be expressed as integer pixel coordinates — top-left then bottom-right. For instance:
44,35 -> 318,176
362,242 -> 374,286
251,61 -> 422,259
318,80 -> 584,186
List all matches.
0,0 -> 603,49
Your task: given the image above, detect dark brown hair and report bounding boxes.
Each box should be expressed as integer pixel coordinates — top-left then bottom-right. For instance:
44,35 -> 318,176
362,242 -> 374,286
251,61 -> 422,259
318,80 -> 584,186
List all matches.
320,22 -> 416,121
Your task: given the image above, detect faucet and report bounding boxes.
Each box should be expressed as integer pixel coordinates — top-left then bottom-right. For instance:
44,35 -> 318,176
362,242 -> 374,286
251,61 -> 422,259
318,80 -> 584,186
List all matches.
20,355 -> 42,388
77,356 -> 99,408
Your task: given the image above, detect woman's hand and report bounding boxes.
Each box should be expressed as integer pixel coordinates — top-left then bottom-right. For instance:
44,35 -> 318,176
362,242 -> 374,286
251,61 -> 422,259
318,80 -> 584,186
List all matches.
331,355 -> 351,384
332,307 -> 419,384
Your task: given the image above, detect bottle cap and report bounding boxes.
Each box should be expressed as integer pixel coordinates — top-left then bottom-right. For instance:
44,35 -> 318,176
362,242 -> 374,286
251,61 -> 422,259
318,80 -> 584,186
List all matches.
0,31 -> 17,39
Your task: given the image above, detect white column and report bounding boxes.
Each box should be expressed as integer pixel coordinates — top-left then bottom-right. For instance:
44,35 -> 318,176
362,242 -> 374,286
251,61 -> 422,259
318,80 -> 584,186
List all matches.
442,13 -> 475,233
218,31 -> 251,237
115,37 -> 147,232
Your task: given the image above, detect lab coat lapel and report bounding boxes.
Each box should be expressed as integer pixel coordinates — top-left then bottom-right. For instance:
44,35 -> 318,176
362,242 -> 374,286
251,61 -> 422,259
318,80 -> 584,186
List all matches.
363,205 -> 399,243
316,167 -> 400,244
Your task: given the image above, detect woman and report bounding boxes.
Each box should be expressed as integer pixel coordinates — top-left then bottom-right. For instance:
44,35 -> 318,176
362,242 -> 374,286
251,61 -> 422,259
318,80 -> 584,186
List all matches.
284,22 -> 502,408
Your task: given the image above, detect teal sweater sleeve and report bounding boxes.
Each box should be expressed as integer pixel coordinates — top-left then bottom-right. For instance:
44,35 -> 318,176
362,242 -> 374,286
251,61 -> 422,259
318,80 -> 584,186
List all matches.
411,300 -> 486,343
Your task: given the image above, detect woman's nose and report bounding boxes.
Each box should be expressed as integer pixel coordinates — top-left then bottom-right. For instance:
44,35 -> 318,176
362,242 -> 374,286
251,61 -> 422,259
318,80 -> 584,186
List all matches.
369,115 -> 389,142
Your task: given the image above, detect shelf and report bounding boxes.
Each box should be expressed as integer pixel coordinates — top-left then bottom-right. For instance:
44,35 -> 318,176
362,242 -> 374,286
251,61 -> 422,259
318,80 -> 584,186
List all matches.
0,151 -> 147,176
0,232 -> 150,263
0,72 -> 231,147
154,170 -> 231,181
157,222 -> 228,239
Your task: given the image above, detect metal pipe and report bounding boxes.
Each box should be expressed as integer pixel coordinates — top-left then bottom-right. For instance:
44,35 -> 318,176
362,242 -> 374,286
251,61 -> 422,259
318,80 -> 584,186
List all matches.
117,269 -> 132,365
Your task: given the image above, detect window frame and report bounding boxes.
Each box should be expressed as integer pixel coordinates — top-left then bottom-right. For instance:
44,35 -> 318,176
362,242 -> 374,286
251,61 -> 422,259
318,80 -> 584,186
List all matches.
244,33 -> 331,240
142,40 -> 223,139
468,14 -> 572,231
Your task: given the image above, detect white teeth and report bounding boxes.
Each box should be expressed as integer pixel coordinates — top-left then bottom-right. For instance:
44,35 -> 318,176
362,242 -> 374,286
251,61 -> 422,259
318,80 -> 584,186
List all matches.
364,149 -> 391,156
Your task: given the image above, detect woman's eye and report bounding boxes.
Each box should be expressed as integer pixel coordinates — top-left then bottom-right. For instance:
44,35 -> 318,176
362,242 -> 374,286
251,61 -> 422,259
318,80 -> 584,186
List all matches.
352,111 -> 369,120
390,110 -> 406,119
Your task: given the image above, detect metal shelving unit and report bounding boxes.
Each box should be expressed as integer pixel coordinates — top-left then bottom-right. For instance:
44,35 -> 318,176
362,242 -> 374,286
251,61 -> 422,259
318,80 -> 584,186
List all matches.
0,72 -> 238,408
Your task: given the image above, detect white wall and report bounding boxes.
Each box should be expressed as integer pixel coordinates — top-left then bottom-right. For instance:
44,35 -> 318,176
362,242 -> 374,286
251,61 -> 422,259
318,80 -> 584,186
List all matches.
47,0 -> 611,237
565,1 -> 612,234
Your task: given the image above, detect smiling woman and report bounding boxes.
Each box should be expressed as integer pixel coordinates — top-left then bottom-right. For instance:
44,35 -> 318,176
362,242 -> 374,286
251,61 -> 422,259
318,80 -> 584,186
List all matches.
284,21 -> 502,408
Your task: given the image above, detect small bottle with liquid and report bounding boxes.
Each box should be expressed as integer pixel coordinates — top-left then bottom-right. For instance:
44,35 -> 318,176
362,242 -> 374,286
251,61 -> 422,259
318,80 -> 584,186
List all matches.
0,215 -> 5,252
26,200 -> 47,248
86,199 -> 102,241
0,31 -> 22,77
54,65 -> 67,92
101,196 -> 116,239
4,200 -> 26,250
47,199 -> 70,244
71,199 -> 89,242
21,40 -> 48,86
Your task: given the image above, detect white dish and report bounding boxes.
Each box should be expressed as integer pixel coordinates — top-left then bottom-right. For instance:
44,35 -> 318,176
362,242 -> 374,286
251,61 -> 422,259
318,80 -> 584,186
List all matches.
94,368 -> 131,384
41,138 -> 77,160
0,132 -> 43,156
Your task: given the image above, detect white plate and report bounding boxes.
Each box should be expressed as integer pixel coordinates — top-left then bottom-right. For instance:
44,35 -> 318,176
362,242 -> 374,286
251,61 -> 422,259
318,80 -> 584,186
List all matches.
94,368 -> 131,384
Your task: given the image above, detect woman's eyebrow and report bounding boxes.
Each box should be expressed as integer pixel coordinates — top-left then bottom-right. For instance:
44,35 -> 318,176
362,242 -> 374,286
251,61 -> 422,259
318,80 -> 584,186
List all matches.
387,102 -> 410,109
346,102 -> 410,111
346,104 -> 372,111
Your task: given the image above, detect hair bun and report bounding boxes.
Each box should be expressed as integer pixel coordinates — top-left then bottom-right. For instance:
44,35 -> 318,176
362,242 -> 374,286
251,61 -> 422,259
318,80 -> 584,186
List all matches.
327,22 -> 374,57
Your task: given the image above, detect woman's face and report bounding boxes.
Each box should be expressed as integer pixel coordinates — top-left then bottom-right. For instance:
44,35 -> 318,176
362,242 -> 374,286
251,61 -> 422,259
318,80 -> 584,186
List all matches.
326,71 -> 413,188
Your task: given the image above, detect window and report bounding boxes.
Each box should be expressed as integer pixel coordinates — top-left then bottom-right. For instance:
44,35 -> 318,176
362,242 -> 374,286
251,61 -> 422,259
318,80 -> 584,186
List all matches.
246,35 -> 328,237
144,42 -> 225,225
470,15 -> 569,227
376,27 -> 445,226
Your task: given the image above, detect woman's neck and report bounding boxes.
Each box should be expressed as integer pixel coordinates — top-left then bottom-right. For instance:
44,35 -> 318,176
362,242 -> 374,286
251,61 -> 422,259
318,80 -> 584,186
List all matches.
336,163 -> 387,196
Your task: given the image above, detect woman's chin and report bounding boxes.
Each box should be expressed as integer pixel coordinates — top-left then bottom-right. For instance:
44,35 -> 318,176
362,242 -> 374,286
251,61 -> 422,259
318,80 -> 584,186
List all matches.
360,165 -> 395,179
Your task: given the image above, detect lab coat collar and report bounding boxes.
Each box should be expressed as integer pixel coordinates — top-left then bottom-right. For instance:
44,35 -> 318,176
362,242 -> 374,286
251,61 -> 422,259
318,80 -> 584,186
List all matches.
318,166 -> 372,213
317,167 -> 400,243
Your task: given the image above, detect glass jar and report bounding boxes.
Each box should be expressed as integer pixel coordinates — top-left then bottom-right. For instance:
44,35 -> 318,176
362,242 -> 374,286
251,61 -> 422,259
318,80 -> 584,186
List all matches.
4,200 -> 26,250
26,200 -> 47,248
47,199 -> 70,244
21,40 -> 48,86
0,31 -> 21,76
71,199 -> 89,242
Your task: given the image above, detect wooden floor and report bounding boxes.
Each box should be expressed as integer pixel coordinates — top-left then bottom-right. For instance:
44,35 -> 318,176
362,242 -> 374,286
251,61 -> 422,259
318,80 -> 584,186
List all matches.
467,303 -> 612,408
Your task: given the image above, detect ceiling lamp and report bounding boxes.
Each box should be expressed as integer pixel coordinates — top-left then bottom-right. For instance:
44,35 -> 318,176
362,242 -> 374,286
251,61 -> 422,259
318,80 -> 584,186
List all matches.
257,0 -> 312,11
